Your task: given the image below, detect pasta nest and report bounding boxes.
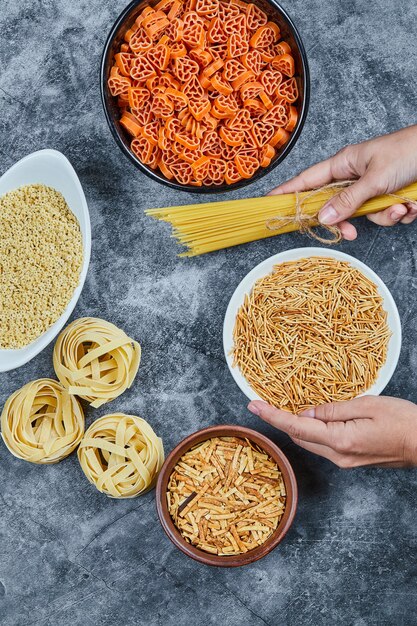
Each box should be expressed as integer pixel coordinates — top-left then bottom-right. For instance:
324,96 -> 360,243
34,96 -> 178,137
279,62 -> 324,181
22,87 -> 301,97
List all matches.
77,413 -> 164,498
1,378 -> 84,464
53,317 -> 141,408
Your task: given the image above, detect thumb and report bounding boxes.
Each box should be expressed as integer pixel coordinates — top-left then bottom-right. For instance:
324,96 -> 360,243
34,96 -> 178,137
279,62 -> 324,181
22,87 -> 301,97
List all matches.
318,174 -> 379,225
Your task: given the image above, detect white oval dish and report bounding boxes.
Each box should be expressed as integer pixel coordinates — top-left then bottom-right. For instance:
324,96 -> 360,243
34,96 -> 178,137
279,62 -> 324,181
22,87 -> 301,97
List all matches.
0,149 -> 91,372
223,247 -> 402,403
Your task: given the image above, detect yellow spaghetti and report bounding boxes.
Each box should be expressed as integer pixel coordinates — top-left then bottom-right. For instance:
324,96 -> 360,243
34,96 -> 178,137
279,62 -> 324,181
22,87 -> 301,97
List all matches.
233,257 -> 391,413
146,182 -> 417,256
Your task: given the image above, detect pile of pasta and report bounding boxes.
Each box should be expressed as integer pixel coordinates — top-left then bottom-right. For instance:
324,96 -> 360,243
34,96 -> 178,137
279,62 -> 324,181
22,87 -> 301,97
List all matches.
1,379 -> 85,465
78,414 -> 164,498
0,317 -> 164,498
53,317 -> 141,408
0,318 -> 165,497
109,0 -> 299,186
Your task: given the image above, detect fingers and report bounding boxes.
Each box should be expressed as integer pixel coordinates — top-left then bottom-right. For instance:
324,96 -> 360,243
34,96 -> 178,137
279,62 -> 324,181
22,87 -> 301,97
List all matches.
267,146 -> 357,196
267,159 -> 334,195
338,220 -> 357,241
248,400 -> 331,445
401,202 -> 417,224
291,438 -> 343,465
318,173 -> 381,225
300,396 -> 380,422
367,203 -> 408,226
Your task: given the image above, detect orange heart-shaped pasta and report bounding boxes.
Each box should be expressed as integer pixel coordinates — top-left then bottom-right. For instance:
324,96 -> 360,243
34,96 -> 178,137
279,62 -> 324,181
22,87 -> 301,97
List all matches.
108,0 -> 299,186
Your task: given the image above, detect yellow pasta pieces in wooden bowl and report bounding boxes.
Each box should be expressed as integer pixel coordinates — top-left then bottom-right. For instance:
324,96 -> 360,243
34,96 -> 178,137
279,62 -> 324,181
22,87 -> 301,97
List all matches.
1,378 -> 84,464
53,317 -> 141,407
78,413 -> 164,498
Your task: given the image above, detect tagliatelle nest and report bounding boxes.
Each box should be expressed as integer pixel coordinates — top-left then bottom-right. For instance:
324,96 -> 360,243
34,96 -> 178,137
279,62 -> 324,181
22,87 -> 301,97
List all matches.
1,378 -> 85,464
53,317 -> 141,408
77,413 -> 164,498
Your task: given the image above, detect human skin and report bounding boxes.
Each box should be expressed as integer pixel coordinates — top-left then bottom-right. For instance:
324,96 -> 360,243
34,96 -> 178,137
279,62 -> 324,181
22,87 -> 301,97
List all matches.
268,125 -> 417,240
257,126 -> 417,468
247,396 -> 417,468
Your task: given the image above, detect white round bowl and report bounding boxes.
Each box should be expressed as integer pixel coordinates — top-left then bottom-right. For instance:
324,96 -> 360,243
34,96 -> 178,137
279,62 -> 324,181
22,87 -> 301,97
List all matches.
0,149 -> 91,372
223,247 -> 402,403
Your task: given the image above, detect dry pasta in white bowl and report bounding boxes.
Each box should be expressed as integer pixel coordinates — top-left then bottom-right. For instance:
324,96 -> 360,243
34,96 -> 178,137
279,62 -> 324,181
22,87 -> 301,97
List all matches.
223,248 -> 401,413
53,317 -> 141,408
1,378 -> 84,464
78,413 -> 164,498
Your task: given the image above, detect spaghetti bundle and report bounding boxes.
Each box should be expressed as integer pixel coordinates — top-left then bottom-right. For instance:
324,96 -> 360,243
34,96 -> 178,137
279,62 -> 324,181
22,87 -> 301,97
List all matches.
146,181 -> 417,255
233,257 -> 391,413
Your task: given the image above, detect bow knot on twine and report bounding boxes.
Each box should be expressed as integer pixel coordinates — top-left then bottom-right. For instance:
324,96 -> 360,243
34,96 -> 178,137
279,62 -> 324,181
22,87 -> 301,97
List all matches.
265,180 -> 417,245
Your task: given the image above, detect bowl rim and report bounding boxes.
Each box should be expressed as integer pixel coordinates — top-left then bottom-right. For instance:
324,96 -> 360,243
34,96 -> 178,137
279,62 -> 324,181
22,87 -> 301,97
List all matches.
0,149 -> 91,372
100,0 -> 310,194
223,247 -> 402,403
155,424 -> 298,567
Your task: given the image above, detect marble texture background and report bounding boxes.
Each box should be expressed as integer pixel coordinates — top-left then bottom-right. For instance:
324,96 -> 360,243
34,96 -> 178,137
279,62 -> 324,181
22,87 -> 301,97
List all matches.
1,0 -> 417,624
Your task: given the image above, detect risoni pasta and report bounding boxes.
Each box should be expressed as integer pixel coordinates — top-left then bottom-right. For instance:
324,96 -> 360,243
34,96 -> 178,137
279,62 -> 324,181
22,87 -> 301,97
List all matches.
233,257 -> 391,413
53,317 -> 141,408
108,0 -> 299,186
0,184 -> 83,348
146,181 -> 417,255
78,413 -> 164,498
1,378 -> 84,464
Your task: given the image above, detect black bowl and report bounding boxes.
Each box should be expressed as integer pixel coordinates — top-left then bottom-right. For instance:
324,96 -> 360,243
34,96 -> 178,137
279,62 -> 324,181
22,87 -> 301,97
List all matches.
100,0 -> 310,193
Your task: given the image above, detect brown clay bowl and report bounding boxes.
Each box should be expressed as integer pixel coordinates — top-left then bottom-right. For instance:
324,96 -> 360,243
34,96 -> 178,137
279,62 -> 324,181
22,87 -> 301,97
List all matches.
156,424 -> 297,567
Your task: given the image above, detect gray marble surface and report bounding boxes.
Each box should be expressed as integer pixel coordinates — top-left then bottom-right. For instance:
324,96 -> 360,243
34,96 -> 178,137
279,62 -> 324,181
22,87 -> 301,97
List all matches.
1,0 -> 417,624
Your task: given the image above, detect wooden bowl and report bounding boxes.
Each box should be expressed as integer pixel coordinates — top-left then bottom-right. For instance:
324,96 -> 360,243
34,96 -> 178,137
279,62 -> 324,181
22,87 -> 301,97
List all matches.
156,425 -> 297,567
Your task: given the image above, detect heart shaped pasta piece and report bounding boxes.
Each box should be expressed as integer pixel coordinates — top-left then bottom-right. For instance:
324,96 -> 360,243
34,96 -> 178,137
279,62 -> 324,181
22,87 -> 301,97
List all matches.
129,27 -> 153,54
207,16 -> 227,44
195,0 -> 219,19
172,55 -> 200,82
259,69 -> 283,96
227,108 -> 253,131
188,98 -> 211,121
130,55 -> 158,82
146,43 -> 171,71
241,49 -> 265,75
225,159 -> 243,184
235,152 -> 260,178
131,135 -> 157,163
271,53 -> 295,77
223,59 -> 246,82
245,3 -> 268,30
141,119 -> 160,145
128,86 -> 151,111
133,99 -> 154,126
277,77 -> 298,103
219,125 -> 245,146
115,52 -> 135,77
262,103 -> 288,128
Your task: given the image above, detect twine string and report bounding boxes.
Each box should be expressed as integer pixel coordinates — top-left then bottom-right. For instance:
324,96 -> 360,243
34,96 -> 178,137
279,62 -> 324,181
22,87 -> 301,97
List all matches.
266,180 -> 417,245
